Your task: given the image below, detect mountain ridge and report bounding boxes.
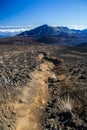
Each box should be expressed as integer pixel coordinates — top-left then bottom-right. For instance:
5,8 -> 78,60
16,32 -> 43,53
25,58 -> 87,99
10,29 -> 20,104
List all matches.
18,24 -> 87,37
18,24 -> 87,46
1,24 -> 87,46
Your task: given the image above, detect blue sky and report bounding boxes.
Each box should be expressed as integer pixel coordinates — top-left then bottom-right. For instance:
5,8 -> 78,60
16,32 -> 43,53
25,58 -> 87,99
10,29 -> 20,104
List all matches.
0,0 -> 87,27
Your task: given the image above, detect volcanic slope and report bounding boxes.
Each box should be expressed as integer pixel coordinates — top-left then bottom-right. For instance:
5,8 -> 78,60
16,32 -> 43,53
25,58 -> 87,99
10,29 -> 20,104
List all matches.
0,45 -> 87,130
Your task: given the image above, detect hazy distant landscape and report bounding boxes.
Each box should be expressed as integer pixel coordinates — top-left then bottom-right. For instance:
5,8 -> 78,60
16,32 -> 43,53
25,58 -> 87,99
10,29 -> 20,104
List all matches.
0,26 -> 33,38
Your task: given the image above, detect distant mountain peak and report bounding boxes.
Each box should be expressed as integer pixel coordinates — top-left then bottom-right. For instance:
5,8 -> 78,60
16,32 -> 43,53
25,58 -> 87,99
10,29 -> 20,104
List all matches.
18,24 -> 71,37
18,24 -> 55,37
17,24 -> 87,46
39,24 -> 49,27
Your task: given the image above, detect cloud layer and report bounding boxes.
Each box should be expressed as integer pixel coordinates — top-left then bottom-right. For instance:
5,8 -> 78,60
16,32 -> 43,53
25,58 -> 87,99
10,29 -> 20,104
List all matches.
0,26 -> 33,33
68,25 -> 87,30
0,25 -> 87,33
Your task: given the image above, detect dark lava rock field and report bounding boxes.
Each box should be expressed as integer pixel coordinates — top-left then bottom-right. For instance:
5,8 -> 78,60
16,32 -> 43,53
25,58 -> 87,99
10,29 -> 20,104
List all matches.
0,45 -> 87,130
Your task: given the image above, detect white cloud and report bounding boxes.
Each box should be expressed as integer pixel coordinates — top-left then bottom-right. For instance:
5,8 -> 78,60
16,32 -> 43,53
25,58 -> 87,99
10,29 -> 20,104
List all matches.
68,25 -> 87,30
0,25 -> 87,33
51,24 -> 87,30
0,26 -> 33,33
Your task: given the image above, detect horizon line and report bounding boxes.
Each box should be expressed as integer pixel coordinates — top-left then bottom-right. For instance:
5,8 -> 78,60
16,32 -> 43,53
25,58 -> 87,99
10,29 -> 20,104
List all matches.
0,24 -> 87,31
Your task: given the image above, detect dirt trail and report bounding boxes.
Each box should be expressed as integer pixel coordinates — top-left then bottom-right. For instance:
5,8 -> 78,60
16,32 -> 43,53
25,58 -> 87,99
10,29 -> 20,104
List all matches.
15,57 -> 55,130
0,52 -> 84,130
0,45 -> 87,130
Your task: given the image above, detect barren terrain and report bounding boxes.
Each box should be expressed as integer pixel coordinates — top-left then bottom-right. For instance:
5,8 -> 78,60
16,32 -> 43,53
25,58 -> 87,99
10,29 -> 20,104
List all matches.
0,45 -> 87,130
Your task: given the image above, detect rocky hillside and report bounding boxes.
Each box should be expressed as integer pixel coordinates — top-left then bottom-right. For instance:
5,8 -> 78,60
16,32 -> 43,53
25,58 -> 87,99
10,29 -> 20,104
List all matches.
0,45 -> 87,130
